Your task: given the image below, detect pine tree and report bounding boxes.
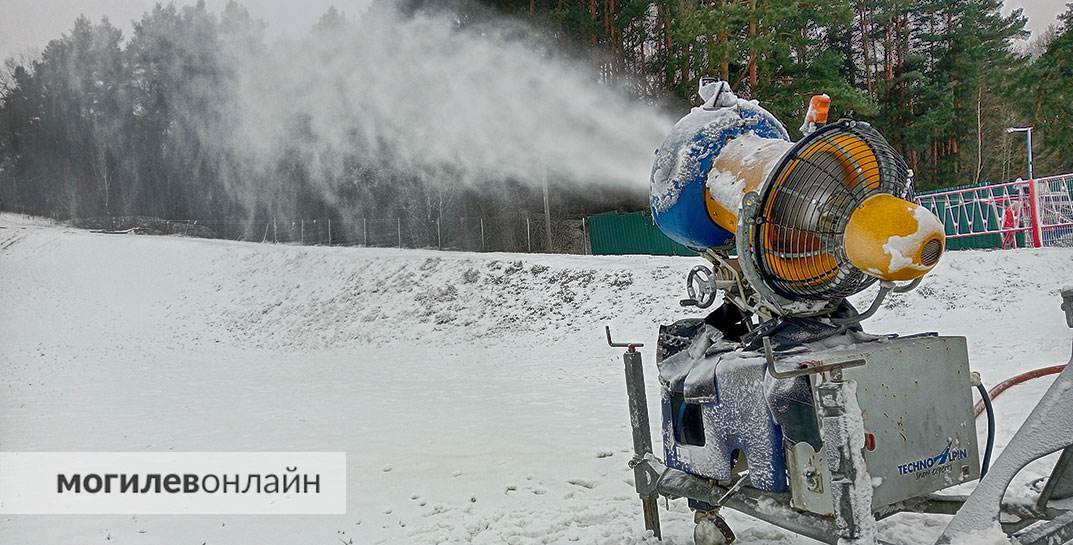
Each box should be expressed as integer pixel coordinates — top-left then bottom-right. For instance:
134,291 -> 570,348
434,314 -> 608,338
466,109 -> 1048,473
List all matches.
1019,4 -> 1073,175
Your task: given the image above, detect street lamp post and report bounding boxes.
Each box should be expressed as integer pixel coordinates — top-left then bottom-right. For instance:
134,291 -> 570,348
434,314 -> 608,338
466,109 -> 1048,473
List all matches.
1007,126 -> 1041,247
1007,126 -> 1033,180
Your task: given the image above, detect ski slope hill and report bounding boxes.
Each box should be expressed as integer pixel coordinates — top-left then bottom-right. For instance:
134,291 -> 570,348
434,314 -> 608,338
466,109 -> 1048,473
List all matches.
1,213 -> 1071,545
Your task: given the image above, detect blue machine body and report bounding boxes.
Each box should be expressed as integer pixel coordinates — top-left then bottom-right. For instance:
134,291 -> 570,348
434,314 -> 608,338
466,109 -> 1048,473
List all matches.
649,98 -> 789,251
656,319 -> 790,493
660,356 -> 789,492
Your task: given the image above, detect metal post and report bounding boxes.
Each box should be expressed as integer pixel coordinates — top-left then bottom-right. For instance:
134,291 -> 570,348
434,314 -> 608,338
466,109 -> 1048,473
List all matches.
436,218 -> 442,250
1029,177 -> 1044,248
397,218 -> 402,248
622,347 -> 661,539
526,217 -> 532,253
363,218 -> 368,246
1009,126 -> 1042,247
542,166 -> 553,253
480,217 -> 485,251
327,218 -> 332,246
1027,128 -> 1042,247
300,219 -> 304,245
816,374 -> 876,545
273,220 -> 277,243
582,216 -> 590,255
1027,127 -> 1034,181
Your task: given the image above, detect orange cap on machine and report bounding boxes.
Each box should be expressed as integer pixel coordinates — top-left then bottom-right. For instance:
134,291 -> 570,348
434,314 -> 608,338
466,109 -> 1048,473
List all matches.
807,94 -> 830,126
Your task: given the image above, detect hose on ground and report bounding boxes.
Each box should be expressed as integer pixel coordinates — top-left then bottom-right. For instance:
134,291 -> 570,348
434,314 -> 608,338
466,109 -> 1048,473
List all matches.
969,364 -> 1068,480
973,365 -> 1067,418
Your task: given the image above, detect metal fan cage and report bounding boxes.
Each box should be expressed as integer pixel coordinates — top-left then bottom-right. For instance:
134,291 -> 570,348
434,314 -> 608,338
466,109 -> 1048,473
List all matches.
752,120 -> 911,302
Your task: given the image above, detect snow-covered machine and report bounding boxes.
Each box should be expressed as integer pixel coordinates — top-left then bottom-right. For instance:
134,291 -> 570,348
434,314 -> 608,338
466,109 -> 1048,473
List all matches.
610,80 -> 1073,545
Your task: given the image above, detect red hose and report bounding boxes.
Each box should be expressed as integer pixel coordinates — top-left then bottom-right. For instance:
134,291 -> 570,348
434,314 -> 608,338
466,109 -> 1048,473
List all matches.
974,365 -> 1067,418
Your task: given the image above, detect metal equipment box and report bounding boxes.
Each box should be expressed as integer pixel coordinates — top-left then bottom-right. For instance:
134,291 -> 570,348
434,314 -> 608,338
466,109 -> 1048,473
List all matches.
786,335 -> 980,514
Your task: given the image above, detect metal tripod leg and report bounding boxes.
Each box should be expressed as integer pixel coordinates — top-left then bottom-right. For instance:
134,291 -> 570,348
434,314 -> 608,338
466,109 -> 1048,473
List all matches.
1038,288 -> 1073,509
1038,446 -> 1073,508
935,364 -> 1073,544
623,345 -> 662,539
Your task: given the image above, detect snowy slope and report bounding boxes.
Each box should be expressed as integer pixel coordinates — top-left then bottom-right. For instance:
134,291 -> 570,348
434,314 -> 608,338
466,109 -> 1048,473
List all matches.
1,213 -> 1071,545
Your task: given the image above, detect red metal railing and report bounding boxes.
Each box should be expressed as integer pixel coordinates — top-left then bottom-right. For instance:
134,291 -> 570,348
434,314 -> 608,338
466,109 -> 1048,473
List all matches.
916,174 -> 1073,249
1036,173 -> 1073,247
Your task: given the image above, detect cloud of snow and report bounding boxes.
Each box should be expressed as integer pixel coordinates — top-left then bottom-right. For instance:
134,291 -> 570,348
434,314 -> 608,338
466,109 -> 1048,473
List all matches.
226,4 -> 673,213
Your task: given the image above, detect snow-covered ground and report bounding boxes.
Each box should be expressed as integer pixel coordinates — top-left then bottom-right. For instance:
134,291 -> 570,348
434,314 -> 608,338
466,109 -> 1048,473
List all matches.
1,212 -> 1071,545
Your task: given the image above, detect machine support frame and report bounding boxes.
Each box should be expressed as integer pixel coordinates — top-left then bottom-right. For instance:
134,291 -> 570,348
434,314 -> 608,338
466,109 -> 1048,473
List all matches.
815,370 -> 877,544
610,327 -> 661,539
612,287 -> 1073,545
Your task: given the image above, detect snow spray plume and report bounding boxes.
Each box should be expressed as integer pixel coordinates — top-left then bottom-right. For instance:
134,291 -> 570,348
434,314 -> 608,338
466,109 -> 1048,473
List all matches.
226,4 -> 672,216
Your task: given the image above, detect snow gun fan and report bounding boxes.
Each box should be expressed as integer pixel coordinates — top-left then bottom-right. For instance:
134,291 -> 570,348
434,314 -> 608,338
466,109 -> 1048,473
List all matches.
735,120 -> 946,318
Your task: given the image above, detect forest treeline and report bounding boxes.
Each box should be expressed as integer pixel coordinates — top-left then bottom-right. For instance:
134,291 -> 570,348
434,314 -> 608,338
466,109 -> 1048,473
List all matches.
0,0 -> 1071,224
511,0 -> 1072,186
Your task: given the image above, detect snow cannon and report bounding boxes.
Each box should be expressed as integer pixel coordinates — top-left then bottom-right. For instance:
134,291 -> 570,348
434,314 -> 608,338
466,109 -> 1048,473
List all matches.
650,80 -> 945,319
611,79 -> 1073,545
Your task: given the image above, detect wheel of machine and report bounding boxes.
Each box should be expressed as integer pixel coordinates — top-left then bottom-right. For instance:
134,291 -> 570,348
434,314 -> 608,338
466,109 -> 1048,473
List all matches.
693,510 -> 735,545
686,265 -> 717,309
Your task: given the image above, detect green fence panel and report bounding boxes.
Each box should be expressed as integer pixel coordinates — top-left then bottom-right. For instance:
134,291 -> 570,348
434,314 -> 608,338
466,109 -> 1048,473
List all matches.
587,211 -> 696,256
589,181 -> 1040,256
917,185 -> 1006,250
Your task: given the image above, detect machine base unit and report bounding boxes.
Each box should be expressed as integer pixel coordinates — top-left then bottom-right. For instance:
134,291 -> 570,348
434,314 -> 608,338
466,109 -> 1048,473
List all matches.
792,334 -> 979,513
656,324 -> 979,514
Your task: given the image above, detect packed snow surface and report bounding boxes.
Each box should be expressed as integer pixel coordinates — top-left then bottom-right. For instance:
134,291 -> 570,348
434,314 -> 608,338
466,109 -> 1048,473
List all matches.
2,213 -> 1072,545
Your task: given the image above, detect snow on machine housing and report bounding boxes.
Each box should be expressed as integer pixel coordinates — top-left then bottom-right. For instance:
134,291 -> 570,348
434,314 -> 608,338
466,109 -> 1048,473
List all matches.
609,79 -> 1073,545
650,80 -> 945,317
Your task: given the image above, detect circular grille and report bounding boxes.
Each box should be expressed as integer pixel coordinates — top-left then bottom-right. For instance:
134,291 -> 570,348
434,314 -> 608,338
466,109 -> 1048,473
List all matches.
920,239 -> 943,267
752,121 -> 911,301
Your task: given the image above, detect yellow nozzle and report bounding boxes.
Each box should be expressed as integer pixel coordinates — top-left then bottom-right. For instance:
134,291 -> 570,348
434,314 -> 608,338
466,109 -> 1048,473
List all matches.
843,194 -> 945,281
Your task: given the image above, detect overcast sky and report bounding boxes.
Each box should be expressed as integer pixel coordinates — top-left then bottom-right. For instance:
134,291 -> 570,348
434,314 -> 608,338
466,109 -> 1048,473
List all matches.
0,0 -> 374,62
0,0 -> 1067,63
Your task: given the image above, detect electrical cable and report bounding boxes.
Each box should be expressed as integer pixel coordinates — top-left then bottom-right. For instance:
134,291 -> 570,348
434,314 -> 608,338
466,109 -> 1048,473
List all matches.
975,383 -> 995,479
